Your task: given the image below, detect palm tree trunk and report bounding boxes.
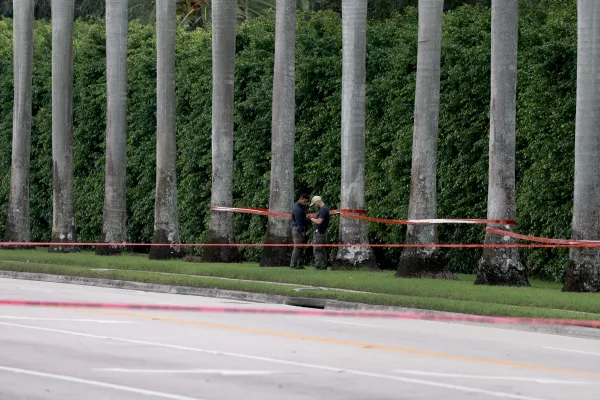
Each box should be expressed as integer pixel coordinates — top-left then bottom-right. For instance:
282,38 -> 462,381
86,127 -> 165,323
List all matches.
150,0 -> 183,260
202,0 -> 242,262
4,0 -> 34,247
564,0 -> 600,292
396,0 -> 451,279
333,0 -> 378,271
97,0 -> 128,256
475,0 -> 529,286
259,0 -> 296,267
50,0 -> 77,253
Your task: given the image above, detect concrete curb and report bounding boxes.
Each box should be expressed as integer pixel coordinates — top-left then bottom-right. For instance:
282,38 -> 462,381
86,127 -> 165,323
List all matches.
324,299 -> 600,339
0,270 -> 290,305
1,270 -> 599,340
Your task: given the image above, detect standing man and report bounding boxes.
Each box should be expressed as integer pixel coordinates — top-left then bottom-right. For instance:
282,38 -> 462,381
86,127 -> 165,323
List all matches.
310,196 -> 330,270
290,193 -> 310,269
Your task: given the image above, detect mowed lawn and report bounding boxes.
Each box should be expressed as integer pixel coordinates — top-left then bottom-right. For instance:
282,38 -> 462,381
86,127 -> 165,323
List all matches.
0,248 -> 598,321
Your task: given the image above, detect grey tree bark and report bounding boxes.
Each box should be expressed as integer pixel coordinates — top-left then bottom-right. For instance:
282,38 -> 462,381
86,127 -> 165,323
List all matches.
259,0 -> 296,267
475,0 -> 529,286
202,0 -> 242,262
149,0 -> 182,260
97,0 -> 128,256
333,0 -> 378,271
4,0 -> 34,247
396,0 -> 452,279
50,0 -> 77,253
564,0 -> 600,292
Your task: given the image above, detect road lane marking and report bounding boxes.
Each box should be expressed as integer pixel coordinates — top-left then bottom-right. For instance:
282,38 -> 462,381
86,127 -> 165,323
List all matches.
0,322 -> 547,400
0,365 -> 204,400
326,320 -> 383,328
21,288 -> 53,293
73,308 -> 600,379
94,368 -> 274,375
394,370 -> 591,384
544,347 -> 600,357
0,316 -> 135,324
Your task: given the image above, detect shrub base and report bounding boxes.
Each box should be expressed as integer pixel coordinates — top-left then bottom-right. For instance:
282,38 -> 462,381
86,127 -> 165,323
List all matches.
563,248 -> 600,292
200,230 -> 242,263
333,246 -> 379,271
259,233 -> 292,267
396,248 -> 454,279
475,247 -> 529,287
148,229 -> 184,260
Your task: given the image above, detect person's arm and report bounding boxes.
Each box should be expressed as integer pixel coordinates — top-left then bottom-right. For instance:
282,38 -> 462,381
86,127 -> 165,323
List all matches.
311,208 -> 324,225
295,206 -> 306,233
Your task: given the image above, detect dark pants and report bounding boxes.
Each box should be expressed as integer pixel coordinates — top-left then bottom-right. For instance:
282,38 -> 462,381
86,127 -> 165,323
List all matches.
290,230 -> 307,268
313,232 -> 328,269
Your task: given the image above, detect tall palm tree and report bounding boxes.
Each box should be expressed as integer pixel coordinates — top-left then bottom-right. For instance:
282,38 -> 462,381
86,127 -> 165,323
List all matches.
149,0 -> 182,260
97,0 -> 128,256
333,0 -> 378,271
4,0 -> 34,247
50,0 -> 76,253
475,0 -> 529,286
259,0 -> 296,267
396,0 -> 451,279
564,0 -> 600,292
201,0 -> 242,262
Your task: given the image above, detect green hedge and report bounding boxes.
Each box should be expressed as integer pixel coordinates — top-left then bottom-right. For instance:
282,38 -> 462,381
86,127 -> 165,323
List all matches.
0,1 -> 578,279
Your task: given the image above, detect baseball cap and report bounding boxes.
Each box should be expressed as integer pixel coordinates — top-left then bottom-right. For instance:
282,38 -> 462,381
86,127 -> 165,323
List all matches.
310,196 -> 322,206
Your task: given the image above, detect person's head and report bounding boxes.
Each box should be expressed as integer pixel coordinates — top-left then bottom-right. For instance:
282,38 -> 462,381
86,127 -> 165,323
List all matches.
310,196 -> 324,208
298,193 -> 310,206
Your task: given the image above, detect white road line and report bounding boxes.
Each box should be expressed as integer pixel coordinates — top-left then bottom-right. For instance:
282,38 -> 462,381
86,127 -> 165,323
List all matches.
544,347 -> 600,357
95,368 -> 274,375
0,316 -> 135,324
394,370 -> 590,385
326,320 -> 383,328
0,322 -> 547,400
21,288 -> 53,293
0,365 -> 203,400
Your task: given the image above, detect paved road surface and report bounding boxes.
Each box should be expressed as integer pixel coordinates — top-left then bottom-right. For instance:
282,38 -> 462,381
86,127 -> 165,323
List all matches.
0,277 -> 599,400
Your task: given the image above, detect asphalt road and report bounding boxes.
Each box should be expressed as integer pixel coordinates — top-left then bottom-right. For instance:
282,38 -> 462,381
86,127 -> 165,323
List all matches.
0,278 -> 599,400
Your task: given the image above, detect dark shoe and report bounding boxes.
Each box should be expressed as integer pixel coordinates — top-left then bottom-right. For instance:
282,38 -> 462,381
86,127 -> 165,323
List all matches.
291,266 -> 306,270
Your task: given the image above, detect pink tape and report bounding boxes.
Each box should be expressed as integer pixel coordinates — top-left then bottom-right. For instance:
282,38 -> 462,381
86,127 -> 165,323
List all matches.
486,228 -> 600,247
0,241 -> 591,248
0,299 -> 597,329
211,206 -> 516,225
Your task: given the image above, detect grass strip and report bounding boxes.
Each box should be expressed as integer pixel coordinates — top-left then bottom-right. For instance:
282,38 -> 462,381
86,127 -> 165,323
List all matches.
0,258 -> 599,321
0,249 -> 597,315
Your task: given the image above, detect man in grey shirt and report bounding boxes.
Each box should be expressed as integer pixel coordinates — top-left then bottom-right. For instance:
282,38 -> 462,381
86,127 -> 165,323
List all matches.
309,196 -> 330,270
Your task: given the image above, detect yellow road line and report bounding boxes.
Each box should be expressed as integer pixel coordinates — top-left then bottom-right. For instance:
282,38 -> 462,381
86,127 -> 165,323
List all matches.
75,307 -> 600,379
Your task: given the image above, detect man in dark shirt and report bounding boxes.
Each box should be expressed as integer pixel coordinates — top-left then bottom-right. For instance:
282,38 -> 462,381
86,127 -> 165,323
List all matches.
309,196 -> 330,270
290,193 -> 310,269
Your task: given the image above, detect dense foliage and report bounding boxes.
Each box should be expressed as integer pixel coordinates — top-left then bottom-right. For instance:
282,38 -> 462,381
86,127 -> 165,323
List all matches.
0,0 -> 490,22
0,0 -> 577,280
